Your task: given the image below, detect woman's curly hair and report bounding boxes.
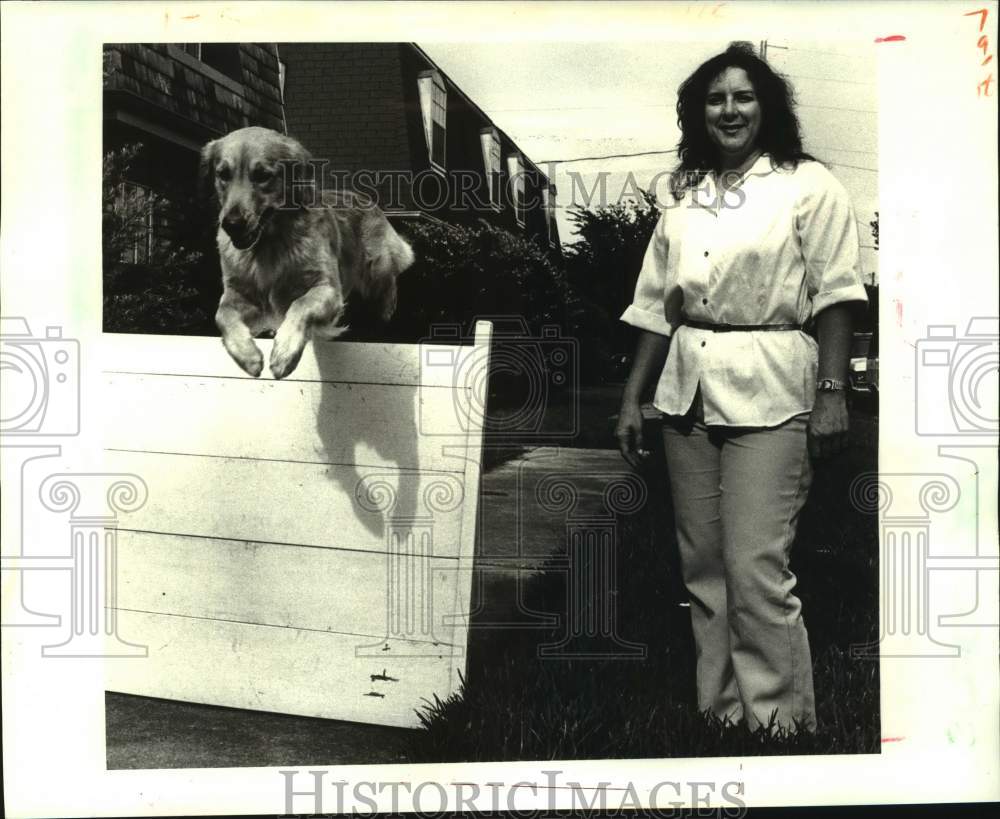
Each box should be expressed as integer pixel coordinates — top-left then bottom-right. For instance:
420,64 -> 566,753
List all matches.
670,42 -> 816,199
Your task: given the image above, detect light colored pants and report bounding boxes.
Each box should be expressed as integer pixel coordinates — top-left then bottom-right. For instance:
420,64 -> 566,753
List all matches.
661,411 -> 817,733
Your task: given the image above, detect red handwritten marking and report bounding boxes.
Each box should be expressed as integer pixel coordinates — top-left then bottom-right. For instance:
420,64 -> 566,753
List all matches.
182,14 -> 200,19
965,8 -> 988,31
881,736 -> 906,743
895,300 -> 903,328
875,35 -> 906,43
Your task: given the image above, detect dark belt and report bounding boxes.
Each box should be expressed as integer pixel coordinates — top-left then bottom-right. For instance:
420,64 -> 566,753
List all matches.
682,316 -> 803,332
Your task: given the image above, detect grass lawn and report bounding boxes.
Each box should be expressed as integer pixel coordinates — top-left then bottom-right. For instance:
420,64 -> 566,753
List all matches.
404,384 -> 880,761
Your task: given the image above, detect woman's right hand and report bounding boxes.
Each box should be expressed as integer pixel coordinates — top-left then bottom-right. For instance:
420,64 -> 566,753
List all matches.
616,398 -> 650,470
615,330 -> 671,469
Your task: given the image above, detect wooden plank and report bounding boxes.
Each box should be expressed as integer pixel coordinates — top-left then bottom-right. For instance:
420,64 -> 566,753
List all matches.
115,530 -> 463,646
102,372 -> 469,472
447,321 -> 492,691
101,332 -> 480,388
106,610 -> 458,728
100,327 -> 490,725
102,450 -> 467,557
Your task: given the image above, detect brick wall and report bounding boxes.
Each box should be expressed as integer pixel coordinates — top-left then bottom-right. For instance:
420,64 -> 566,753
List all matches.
281,43 -> 411,171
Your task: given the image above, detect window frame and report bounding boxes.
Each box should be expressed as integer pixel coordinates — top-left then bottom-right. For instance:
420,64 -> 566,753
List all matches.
542,184 -> 558,248
479,127 -> 502,210
167,44 -> 245,97
506,154 -> 525,227
417,70 -> 447,174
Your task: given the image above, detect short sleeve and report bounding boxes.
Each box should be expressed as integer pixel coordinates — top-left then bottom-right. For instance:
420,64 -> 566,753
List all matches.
620,212 -> 678,337
795,163 -> 869,317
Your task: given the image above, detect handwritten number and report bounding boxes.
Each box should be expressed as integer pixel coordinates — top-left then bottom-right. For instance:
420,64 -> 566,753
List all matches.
967,10 -> 994,96
965,8 -> 989,32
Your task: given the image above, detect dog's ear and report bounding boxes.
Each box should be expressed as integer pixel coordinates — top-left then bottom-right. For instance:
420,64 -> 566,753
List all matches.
198,139 -> 219,202
279,134 -> 315,208
280,133 -> 312,165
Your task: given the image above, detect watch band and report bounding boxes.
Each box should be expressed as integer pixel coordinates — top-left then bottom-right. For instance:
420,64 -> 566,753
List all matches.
817,378 -> 847,392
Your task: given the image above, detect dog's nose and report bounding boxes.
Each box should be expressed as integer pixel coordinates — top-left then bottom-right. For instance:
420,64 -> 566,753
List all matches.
221,211 -> 247,237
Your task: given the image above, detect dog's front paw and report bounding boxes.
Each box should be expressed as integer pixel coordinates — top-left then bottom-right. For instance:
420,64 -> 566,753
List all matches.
269,329 -> 306,379
222,338 -> 264,377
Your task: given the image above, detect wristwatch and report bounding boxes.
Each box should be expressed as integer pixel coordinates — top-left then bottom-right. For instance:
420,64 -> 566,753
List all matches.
817,378 -> 847,392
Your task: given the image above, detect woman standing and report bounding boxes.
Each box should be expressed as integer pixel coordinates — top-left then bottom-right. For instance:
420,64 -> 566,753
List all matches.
616,43 -> 867,734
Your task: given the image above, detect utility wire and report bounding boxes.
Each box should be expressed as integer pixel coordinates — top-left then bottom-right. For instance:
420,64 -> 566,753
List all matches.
828,161 -> 878,172
537,148 -> 677,165
786,73 -> 877,87
490,98 -> 877,114
538,149 -> 876,171
781,45 -> 869,59
798,102 -> 877,114
810,144 -> 879,156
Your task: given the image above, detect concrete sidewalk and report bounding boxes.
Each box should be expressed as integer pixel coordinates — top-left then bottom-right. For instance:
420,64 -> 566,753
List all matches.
106,445 -> 629,769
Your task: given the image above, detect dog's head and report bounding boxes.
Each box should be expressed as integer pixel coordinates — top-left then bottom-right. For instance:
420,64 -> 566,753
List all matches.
199,126 -> 313,251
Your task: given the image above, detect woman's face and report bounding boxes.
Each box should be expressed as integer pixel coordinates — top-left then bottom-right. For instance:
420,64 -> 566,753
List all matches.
704,67 -> 762,165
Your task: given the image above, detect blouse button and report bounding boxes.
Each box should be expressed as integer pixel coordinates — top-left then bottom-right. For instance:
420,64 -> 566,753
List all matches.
702,298 -> 708,305
700,341 -> 706,348
703,251 -> 709,257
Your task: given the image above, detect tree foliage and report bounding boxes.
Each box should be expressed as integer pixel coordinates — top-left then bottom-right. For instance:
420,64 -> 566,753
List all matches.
561,190 -> 661,366
102,143 -> 217,334
350,218 -> 571,343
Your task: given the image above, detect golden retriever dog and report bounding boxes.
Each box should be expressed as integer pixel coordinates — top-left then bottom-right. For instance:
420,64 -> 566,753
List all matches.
200,126 -> 414,379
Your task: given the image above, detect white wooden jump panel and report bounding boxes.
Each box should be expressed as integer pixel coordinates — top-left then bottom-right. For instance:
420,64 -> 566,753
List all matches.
102,325 -> 490,729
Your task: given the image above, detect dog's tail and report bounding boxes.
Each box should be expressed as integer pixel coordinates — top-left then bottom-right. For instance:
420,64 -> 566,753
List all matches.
364,228 -> 414,322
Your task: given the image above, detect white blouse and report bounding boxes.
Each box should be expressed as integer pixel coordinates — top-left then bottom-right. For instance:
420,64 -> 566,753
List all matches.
621,153 -> 868,427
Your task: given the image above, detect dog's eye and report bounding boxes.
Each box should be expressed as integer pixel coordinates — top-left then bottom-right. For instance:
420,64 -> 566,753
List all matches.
216,166 -> 231,184
250,167 -> 273,184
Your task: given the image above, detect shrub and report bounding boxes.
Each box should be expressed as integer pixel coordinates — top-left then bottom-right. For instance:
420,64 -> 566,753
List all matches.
561,190 -> 661,373
102,143 -> 218,335
348,218 -> 570,343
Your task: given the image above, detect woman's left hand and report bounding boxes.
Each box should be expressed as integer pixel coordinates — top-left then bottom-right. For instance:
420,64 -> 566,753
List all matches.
808,391 -> 850,458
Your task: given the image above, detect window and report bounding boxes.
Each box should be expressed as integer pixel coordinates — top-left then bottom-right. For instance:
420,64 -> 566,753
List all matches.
200,43 -> 243,83
417,70 -> 447,170
115,182 -> 155,265
176,43 -> 243,84
507,154 -> 525,227
542,184 -> 558,247
480,127 -> 502,207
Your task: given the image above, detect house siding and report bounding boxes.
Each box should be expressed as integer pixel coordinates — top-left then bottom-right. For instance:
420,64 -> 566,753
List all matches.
282,42 -> 558,249
104,43 -> 284,141
282,43 -> 411,171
